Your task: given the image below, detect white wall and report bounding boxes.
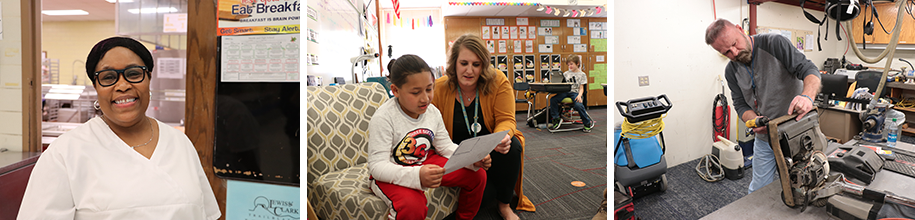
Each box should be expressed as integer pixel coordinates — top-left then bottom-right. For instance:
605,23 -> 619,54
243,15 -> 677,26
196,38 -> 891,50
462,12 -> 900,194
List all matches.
379,8 -> 445,75
0,0 -> 24,151
614,1 -> 842,167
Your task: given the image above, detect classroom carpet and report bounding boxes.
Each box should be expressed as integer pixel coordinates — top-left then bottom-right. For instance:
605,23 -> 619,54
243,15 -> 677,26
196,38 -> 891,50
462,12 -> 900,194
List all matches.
472,106 -> 609,220
630,135 -> 915,220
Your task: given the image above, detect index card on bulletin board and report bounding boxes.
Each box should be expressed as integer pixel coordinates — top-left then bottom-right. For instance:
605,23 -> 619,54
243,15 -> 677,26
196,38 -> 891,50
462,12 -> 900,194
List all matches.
539,44 -> 553,53
538,27 -> 553,36
545,36 -> 559,44
567,19 -> 581,27
540,19 -> 560,27
486,18 -> 505,25
568,36 -> 581,44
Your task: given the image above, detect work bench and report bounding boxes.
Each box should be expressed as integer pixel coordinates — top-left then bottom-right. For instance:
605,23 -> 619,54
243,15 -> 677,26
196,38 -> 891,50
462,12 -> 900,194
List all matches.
702,140 -> 915,219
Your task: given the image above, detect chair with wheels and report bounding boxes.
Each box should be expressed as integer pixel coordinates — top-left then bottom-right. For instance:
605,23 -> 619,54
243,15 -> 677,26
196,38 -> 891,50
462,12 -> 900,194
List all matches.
514,81 -> 534,119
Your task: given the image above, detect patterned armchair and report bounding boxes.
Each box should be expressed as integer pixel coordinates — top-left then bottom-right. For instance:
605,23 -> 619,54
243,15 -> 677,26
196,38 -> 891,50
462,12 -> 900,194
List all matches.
307,83 -> 459,220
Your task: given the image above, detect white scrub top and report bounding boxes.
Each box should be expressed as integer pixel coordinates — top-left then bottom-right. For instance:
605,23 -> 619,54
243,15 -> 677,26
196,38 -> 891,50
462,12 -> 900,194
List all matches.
17,117 -> 221,220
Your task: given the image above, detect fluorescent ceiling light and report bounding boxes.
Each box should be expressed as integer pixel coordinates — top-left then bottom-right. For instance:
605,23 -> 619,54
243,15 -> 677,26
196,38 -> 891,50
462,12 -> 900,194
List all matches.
128,7 -> 178,14
42,10 -> 89,16
105,0 -> 135,3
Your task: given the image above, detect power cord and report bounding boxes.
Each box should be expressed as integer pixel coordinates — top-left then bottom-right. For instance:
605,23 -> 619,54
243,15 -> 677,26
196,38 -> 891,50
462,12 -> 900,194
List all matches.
897,97 -> 915,108
696,154 -> 725,182
620,115 -> 666,140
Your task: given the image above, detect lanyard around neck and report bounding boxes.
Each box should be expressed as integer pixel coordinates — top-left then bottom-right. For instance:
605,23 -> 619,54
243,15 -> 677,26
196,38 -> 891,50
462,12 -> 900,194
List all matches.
457,87 -> 480,137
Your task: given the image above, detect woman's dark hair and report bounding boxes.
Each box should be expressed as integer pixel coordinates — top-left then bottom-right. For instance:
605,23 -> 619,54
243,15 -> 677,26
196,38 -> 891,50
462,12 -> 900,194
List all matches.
386,54 -> 432,87
85,37 -> 154,86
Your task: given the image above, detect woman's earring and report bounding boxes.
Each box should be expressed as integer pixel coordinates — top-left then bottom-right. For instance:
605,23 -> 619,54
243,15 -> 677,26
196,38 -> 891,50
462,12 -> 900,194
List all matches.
94,100 -> 100,110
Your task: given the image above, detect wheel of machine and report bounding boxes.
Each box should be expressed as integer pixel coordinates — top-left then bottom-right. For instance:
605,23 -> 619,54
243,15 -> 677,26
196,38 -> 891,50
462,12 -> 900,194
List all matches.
660,174 -> 668,192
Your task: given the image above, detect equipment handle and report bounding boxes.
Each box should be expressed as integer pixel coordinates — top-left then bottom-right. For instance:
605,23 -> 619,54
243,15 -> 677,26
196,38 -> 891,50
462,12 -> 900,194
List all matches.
657,94 -> 673,111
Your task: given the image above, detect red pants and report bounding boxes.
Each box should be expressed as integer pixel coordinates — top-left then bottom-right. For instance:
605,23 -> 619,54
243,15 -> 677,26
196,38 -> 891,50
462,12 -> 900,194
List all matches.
371,152 -> 486,220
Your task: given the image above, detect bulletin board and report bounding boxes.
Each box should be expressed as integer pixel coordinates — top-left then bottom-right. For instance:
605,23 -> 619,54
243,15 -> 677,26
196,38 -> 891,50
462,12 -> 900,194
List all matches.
214,24 -> 302,185
757,26 -> 815,52
306,0 -> 379,85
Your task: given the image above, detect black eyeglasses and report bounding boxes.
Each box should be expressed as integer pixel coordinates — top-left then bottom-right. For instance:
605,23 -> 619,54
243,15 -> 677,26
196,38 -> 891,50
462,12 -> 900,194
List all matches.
94,66 -> 148,87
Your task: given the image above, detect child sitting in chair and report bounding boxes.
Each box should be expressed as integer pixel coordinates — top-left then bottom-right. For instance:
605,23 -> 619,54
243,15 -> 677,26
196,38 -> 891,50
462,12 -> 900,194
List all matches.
368,54 -> 491,220
550,54 -> 595,132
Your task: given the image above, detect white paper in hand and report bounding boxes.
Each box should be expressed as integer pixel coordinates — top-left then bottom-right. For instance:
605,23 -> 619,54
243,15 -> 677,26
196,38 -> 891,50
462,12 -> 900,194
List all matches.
443,130 -> 509,175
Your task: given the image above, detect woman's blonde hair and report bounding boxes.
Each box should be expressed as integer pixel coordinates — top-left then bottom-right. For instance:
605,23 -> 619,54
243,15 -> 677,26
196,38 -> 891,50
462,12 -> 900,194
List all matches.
446,34 -> 496,95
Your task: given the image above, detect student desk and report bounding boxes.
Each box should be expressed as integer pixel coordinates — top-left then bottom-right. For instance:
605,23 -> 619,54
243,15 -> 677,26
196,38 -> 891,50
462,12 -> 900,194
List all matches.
528,83 -> 580,132
701,141 -> 915,219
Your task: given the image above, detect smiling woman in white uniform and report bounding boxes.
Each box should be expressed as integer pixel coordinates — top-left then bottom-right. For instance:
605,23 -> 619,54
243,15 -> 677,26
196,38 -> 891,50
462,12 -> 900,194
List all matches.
17,37 -> 220,219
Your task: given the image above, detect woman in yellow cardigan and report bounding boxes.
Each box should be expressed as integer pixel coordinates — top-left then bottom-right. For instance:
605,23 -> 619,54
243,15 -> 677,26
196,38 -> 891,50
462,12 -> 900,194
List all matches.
432,34 -> 535,220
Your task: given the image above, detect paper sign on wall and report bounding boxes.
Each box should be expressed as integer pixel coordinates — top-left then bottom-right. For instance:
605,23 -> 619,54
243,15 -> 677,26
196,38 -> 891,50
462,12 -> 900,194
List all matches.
516,17 -> 528,26
538,44 -> 553,53
538,27 -> 552,36
573,44 -> 587,52
216,0 -> 300,36
163,13 -> 188,33
513,40 -> 522,53
221,34 -> 300,82
156,58 -> 186,79
492,26 -> 500,39
482,26 -> 491,39
498,40 -> 507,53
568,36 -> 581,44
544,36 -> 559,44
528,26 -> 536,38
509,26 -> 518,39
486,40 -> 495,53
501,26 -> 510,39
226,180 -> 300,219
567,19 -> 581,27
518,26 -> 527,39
572,27 -> 587,36
525,40 -> 534,53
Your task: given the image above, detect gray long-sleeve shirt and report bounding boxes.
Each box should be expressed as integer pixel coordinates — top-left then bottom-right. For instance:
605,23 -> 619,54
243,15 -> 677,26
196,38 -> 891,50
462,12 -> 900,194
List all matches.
724,33 -> 820,141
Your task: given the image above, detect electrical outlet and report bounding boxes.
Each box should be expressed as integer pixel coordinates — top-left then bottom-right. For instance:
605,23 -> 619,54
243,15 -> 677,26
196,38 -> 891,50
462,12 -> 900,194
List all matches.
638,76 -> 649,87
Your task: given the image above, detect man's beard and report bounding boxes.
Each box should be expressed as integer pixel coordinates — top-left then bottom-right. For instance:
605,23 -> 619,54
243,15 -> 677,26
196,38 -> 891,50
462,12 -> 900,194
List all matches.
735,49 -> 752,64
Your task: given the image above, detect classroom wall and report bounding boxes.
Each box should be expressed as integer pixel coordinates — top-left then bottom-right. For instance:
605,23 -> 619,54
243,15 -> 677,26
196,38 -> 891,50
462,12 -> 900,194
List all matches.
379,8 -> 445,74
42,21 -> 155,86
614,1 -> 841,167
0,0 -> 24,150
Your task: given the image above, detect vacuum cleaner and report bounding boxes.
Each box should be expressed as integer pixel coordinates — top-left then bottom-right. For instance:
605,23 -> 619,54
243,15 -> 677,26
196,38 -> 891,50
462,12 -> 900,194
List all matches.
614,94 -> 672,198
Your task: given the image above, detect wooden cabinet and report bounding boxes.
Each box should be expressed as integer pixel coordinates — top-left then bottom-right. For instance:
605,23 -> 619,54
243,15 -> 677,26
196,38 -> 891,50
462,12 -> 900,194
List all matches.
852,2 -> 915,44
444,16 -> 608,113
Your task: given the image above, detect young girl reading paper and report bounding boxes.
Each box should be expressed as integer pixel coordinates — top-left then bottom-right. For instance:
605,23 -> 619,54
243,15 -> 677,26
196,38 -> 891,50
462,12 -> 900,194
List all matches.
368,54 -> 491,220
